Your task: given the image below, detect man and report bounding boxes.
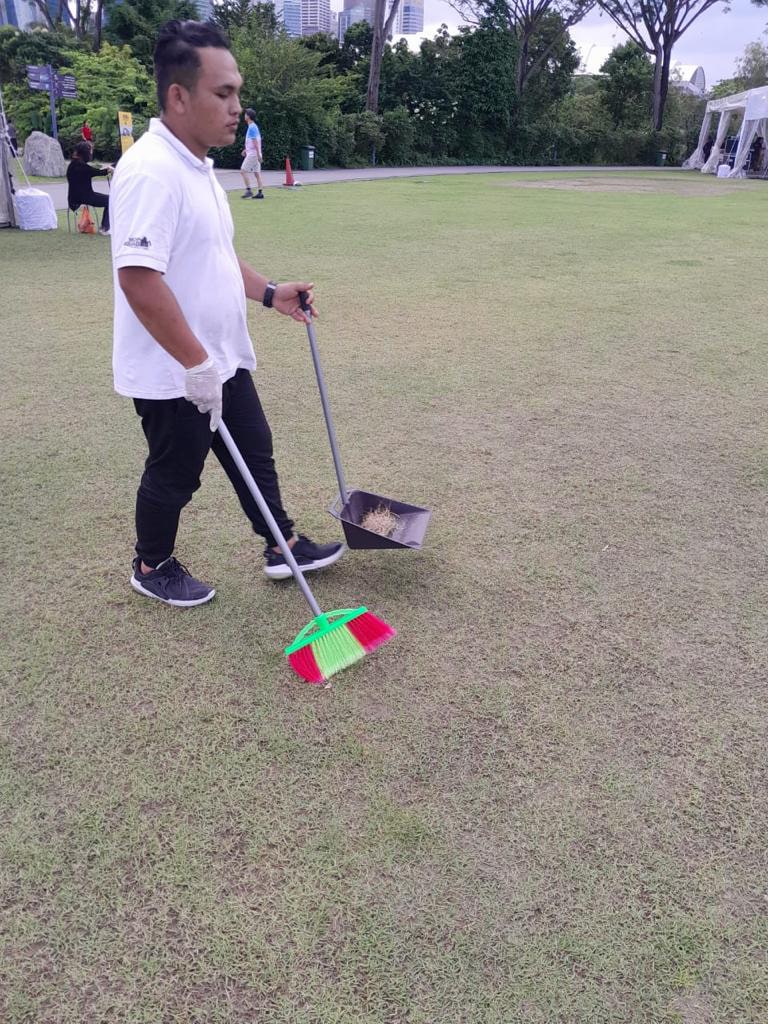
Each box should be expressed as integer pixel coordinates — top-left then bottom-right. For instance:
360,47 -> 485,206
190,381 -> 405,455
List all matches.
240,107 -> 264,199
110,19 -> 344,607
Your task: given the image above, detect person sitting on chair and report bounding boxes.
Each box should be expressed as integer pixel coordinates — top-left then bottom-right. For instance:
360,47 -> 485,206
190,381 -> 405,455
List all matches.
67,141 -> 113,235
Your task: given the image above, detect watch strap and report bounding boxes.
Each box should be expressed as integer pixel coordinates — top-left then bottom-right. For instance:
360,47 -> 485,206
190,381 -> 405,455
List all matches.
263,280 -> 278,308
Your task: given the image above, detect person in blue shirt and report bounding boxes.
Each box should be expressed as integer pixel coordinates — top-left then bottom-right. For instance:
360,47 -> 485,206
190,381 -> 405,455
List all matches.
240,108 -> 264,199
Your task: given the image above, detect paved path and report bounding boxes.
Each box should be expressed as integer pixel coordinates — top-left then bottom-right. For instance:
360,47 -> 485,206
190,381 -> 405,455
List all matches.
21,164 -> 667,211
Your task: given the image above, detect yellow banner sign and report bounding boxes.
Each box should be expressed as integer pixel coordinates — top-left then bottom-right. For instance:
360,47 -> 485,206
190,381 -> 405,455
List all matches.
118,111 -> 134,153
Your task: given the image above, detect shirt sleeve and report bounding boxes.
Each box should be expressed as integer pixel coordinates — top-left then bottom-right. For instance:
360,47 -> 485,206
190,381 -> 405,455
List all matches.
112,168 -> 179,273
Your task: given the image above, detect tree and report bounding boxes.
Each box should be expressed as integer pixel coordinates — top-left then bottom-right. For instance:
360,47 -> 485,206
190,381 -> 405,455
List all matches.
734,39 -> 768,88
0,25 -> 84,85
598,40 -> 652,127
447,0 -> 594,98
3,40 -> 155,155
297,31 -> 343,75
57,40 -> 156,149
226,25 -> 354,166
27,0 -> 69,31
211,0 -> 279,38
103,0 -> 200,66
339,20 -> 373,71
366,0 -> 402,111
210,0 -> 254,32
596,0 -> 728,131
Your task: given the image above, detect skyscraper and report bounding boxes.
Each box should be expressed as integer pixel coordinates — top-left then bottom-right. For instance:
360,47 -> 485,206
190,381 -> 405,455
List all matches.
396,0 -> 423,34
275,0 -> 302,37
301,0 -> 331,36
0,0 -> 58,28
338,0 -> 374,43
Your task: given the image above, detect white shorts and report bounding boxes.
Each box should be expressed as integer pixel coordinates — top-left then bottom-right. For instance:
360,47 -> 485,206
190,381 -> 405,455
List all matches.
241,152 -> 261,173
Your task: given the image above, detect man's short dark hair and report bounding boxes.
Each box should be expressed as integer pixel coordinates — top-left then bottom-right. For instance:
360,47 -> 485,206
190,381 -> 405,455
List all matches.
154,20 -> 231,111
244,108 -> 256,120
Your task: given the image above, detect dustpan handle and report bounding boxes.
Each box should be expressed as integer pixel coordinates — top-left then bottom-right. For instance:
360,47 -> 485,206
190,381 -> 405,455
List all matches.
218,421 -> 323,619
299,291 -> 349,505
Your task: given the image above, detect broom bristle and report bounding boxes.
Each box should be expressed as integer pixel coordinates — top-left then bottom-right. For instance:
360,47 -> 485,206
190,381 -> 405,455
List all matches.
285,608 -> 396,684
287,644 -> 325,685
345,610 -> 397,652
312,625 -> 366,679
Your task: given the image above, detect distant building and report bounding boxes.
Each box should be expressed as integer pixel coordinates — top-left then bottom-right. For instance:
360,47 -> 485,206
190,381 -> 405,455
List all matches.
0,0 -> 62,28
302,0 -> 331,35
275,0 -> 302,36
196,0 -> 213,19
338,0 -> 374,43
396,0 -> 423,35
670,63 -> 706,97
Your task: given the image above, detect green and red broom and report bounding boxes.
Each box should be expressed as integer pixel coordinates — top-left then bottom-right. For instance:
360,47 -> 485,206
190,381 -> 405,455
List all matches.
218,422 -> 395,684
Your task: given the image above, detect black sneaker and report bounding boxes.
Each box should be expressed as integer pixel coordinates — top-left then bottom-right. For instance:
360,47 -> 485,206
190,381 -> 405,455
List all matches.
241,189 -> 253,199
253,190 -> 264,199
130,556 -> 216,607
264,535 -> 345,580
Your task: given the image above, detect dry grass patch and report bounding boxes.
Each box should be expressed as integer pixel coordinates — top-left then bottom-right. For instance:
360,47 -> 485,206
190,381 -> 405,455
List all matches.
1,171 -> 767,1023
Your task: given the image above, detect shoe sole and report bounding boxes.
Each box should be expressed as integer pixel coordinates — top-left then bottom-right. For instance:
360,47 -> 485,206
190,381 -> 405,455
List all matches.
130,575 -> 216,607
264,545 -> 346,580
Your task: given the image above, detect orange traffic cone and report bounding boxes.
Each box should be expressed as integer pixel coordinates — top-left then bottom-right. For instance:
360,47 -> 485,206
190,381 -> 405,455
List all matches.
283,157 -> 297,187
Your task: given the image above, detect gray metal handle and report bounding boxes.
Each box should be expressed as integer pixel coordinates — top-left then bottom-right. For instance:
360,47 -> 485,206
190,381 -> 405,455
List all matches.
298,292 -> 348,505
218,421 -> 322,618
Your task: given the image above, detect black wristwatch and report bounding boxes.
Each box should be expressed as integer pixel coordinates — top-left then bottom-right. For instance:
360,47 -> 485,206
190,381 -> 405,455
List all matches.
262,280 -> 278,308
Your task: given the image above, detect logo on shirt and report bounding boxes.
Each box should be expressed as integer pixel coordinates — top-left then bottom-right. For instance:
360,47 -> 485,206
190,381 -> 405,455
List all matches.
125,236 -> 151,248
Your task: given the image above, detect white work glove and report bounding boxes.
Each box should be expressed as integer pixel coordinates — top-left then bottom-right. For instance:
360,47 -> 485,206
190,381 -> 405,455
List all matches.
184,356 -> 222,432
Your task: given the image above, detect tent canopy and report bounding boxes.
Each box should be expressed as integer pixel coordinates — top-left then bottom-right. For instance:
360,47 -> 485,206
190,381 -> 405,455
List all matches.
684,85 -> 768,175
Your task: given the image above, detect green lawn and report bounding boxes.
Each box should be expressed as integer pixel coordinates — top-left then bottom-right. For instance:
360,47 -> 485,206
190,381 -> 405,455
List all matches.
1,172 -> 767,1024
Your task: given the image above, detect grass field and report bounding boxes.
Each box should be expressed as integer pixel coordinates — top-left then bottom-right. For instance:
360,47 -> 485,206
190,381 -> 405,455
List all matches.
1,171 -> 767,1023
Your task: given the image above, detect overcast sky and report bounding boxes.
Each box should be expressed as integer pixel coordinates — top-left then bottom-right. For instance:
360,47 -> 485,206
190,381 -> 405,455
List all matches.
411,2 -> 768,87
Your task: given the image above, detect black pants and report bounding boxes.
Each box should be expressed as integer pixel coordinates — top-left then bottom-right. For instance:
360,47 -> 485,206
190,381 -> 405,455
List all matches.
83,192 -> 109,230
133,369 -> 294,567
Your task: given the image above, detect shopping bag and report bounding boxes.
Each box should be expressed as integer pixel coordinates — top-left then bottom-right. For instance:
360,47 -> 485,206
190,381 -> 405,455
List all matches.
77,206 -> 96,234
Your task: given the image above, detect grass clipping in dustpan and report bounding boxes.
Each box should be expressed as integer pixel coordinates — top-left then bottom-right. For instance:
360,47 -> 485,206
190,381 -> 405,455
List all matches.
360,504 -> 400,538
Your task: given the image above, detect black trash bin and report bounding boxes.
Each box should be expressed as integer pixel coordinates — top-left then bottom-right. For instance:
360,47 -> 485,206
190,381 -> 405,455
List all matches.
299,145 -> 315,171
655,150 -> 668,166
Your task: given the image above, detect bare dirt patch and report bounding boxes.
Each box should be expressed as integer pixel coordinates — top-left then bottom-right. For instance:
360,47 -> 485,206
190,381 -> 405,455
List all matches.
502,175 -> 759,196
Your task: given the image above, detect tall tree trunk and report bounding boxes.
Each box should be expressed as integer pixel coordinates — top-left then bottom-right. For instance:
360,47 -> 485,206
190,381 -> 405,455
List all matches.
651,41 -> 664,132
516,29 -> 531,96
655,37 -> 673,131
93,0 -> 104,52
32,0 -> 55,29
366,0 -> 387,112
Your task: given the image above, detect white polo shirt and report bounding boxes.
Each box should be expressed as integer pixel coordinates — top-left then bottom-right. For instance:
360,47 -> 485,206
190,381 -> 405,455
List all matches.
111,118 -> 256,399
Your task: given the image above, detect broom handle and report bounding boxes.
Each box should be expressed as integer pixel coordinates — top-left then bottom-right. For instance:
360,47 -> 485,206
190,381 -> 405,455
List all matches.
217,421 -> 323,618
298,292 -> 349,505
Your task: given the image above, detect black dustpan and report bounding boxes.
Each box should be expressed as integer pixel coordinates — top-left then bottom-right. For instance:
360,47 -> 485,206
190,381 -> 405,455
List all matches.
329,488 -> 432,550
299,294 -> 431,551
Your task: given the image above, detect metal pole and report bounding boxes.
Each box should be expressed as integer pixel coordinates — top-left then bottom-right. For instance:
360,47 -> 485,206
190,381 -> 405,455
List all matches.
217,422 -> 323,618
299,294 -> 349,505
47,64 -> 58,140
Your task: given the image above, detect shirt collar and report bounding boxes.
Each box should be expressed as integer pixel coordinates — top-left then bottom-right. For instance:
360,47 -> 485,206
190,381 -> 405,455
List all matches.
149,118 -> 214,172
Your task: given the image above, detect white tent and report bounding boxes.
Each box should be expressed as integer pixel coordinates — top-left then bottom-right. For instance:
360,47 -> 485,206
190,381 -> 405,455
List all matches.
684,85 -> 768,177
0,135 -> 17,229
